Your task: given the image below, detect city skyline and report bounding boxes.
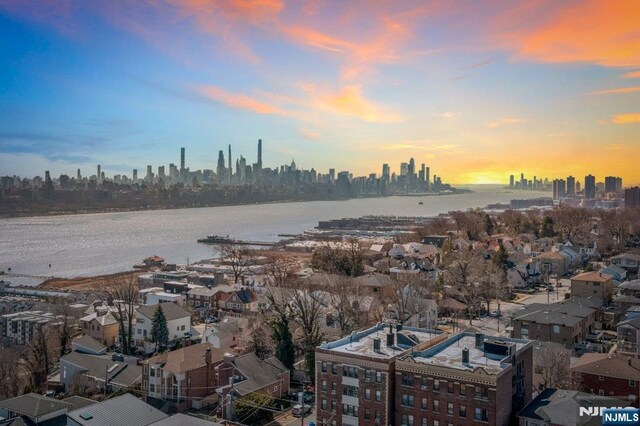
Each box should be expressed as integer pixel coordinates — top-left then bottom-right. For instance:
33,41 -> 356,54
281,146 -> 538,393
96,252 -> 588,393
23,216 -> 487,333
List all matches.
1,1 -> 640,184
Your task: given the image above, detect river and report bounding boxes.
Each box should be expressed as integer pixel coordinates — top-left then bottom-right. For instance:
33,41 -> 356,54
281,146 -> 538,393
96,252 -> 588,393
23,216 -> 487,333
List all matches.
0,186 -> 548,285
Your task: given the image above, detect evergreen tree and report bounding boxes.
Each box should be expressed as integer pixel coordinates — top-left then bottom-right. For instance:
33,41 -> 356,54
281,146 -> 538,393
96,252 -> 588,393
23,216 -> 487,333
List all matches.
484,214 -> 494,236
492,241 -> 509,271
271,317 -> 295,370
151,305 -> 169,352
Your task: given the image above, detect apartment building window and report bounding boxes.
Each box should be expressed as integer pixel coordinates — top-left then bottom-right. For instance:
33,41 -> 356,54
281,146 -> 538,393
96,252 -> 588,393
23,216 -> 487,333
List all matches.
433,399 -> 439,412
402,372 -> 414,386
630,379 -> 637,387
460,384 -> 466,396
343,385 -> 358,397
342,404 -> 358,417
332,363 -> 337,375
364,408 -> 371,420
376,370 -> 382,383
460,404 -> 466,417
421,397 -> 427,409
475,408 -> 488,421
420,378 -> 428,390
433,421 -> 439,426
475,386 -> 488,399
365,369 -> 372,382
376,390 -> 382,402
150,368 -> 155,377
321,399 -> 327,410
521,322 -> 529,336
365,389 -> 371,400
331,400 -> 336,413
375,410 -> 381,425
149,384 -> 155,393
447,402 -> 453,415
552,325 -> 560,334
321,380 -> 327,392
433,379 -> 440,392
343,366 -> 358,378
321,362 -> 327,373
331,382 -> 337,394
421,418 -> 427,426
447,382 -> 454,394
401,394 -> 414,407
401,414 -> 414,426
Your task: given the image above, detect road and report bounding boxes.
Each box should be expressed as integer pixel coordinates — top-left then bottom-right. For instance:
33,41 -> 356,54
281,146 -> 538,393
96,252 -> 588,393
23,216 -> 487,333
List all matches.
268,406 -> 316,426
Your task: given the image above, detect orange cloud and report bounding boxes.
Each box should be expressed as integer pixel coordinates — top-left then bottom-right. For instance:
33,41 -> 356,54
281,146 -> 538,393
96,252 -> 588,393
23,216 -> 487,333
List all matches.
612,113 -> 640,124
299,128 -> 321,140
197,85 -> 282,114
311,85 -> 405,123
588,86 -> 640,95
622,71 -> 640,78
487,118 -> 526,128
510,0 -> 640,68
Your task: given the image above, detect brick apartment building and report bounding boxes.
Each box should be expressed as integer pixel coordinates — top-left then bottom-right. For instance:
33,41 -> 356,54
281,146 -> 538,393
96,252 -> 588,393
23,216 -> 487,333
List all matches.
510,297 -> 601,350
315,323 -> 448,426
570,353 -> 640,407
570,271 -> 613,303
394,332 -> 533,426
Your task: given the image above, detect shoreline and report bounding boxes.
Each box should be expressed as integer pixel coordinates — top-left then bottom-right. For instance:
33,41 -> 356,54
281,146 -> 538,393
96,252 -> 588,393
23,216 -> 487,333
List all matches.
0,191 -> 471,220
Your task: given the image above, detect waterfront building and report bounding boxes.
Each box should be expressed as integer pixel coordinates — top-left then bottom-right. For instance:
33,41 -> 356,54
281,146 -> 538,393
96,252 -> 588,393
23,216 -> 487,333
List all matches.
584,174 -> 596,199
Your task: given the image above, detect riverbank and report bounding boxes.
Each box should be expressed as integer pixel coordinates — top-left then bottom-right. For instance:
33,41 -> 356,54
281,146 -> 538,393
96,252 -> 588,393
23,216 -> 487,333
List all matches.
40,270 -> 141,291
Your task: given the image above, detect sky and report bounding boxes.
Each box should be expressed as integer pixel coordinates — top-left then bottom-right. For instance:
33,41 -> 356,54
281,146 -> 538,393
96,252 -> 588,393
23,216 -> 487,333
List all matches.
0,0 -> 639,185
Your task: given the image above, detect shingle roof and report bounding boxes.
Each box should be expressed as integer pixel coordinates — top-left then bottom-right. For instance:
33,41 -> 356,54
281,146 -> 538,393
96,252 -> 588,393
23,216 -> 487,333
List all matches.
66,393 -> 167,426
619,280 -> 640,291
144,343 -> 224,373
570,353 -> 640,380
0,393 -> 70,420
80,311 -> 118,327
137,302 -> 190,321
72,336 -> 107,354
617,316 -> 640,329
571,271 -> 613,283
517,388 -> 629,426
61,352 -> 141,388
148,413 -> 223,425
231,353 -> 288,396
61,396 -> 97,412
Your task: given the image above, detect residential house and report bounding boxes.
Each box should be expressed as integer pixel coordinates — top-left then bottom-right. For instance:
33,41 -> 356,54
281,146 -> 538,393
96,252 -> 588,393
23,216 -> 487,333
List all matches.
617,316 -> 640,358
72,335 -> 108,355
216,352 -> 290,401
134,303 -> 192,350
66,393 -> 168,426
601,265 -> 627,286
201,318 -> 242,349
609,253 -> 640,275
79,309 -> 119,347
570,353 -> 640,407
535,252 -> 570,277
570,271 -> 614,303
0,393 -> 71,425
218,288 -> 258,317
142,342 -> 224,411
517,388 -> 629,426
619,280 -> 640,298
60,349 -> 141,393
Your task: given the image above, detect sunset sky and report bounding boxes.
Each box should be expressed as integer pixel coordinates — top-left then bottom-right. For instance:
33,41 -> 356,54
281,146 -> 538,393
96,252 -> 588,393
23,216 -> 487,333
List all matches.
1,0 -> 639,185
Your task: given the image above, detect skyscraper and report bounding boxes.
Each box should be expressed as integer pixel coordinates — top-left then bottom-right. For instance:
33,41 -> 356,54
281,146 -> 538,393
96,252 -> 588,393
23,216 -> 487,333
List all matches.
604,176 -> 622,193
425,166 -> 430,190
227,144 -> 232,184
77,169 -> 81,180
257,139 -> 262,169
552,179 -> 566,200
509,175 -> 514,189
97,164 -> 101,184
132,169 -> 138,183
146,165 -> 153,182
584,175 -> 596,199
625,187 -> 640,208
217,150 -> 225,183
180,147 -> 185,171
566,176 -> 576,196
382,164 -> 390,181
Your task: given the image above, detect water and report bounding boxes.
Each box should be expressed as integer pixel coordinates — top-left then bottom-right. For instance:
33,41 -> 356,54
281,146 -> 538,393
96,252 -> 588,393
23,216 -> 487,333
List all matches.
0,186 -> 548,285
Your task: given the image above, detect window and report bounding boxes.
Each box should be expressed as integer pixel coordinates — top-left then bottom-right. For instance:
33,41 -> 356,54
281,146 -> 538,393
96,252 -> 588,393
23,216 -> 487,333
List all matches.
598,389 -> 604,396
475,408 -> 488,421
342,404 -> 358,417
343,385 -> 358,397
149,384 -> 155,392
421,419 -> 427,426
375,390 -> 382,402
137,329 -> 142,335
433,379 -> 440,392
364,408 -> 371,419
150,368 -> 155,377
321,380 -> 327,392
143,329 -> 147,337
552,325 -> 560,334
376,370 -> 382,383
343,366 -> 358,378
402,372 -> 414,386
401,394 -> 414,407
447,402 -> 453,415
331,400 -> 336,413
401,414 -> 414,426
365,389 -> 371,400
321,399 -> 326,410
365,369 -> 371,382
448,382 -> 454,394
181,325 -> 185,331
630,380 -> 637,387
475,386 -> 488,399
331,382 -> 337,394
460,385 -> 466,396
433,399 -> 439,412
433,421 -> 439,426
599,376 -> 604,381
321,362 -> 327,373
332,363 -> 337,375
375,410 -> 381,425
460,405 -> 466,417
421,397 -> 427,409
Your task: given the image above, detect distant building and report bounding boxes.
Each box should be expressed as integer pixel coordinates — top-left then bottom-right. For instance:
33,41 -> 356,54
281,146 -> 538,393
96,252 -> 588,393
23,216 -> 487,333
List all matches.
570,271 -> 614,303
584,174 -> 596,199
0,310 -> 73,346
625,187 -> 640,208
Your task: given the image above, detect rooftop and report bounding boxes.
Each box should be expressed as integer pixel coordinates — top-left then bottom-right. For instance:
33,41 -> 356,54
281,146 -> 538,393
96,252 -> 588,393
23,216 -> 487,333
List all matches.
570,353 -> 640,380
66,393 -> 167,426
571,271 -> 613,283
403,332 -> 531,375
319,323 -> 442,359
136,302 -> 190,321
144,343 -> 224,373
0,393 -> 70,420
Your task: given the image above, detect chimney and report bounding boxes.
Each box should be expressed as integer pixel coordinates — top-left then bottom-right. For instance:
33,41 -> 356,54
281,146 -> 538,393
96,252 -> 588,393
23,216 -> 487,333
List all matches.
386,332 -> 395,347
388,324 -> 393,334
205,348 -> 212,365
373,338 -> 381,352
462,348 -> 470,364
475,333 -> 484,348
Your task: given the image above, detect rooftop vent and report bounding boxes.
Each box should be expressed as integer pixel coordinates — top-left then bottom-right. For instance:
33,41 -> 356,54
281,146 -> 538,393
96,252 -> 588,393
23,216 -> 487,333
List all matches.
373,337 -> 381,352
386,332 -> 395,347
79,412 -> 93,420
462,348 -> 470,364
475,332 -> 484,348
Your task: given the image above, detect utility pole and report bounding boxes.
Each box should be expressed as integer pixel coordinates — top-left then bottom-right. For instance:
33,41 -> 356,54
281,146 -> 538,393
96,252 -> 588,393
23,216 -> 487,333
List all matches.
104,365 -> 108,397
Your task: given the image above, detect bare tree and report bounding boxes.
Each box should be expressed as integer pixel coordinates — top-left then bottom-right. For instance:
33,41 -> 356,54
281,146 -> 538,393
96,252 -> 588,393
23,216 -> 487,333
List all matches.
219,244 -> 252,283
0,347 -> 24,398
535,344 -> 573,391
552,206 -> 592,243
383,275 -> 434,325
417,216 -> 451,238
22,326 -> 56,392
55,305 -> 78,358
105,273 -> 139,355
328,277 -> 360,336
442,247 -> 483,325
239,320 -> 273,360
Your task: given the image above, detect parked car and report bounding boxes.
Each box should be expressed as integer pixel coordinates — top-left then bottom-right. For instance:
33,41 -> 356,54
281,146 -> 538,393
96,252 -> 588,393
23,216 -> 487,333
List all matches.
292,404 -> 312,417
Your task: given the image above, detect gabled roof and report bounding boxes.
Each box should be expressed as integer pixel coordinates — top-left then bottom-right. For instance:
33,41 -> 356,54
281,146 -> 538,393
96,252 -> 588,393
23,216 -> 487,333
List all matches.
137,302 -> 190,321
72,335 -> 108,354
617,316 -> 640,330
61,396 -> 97,412
610,253 -> 640,261
619,280 -> 640,291
571,271 -> 613,283
0,393 -> 70,420
570,353 -> 640,380
230,353 -> 288,396
148,413 -> 223,425
61,352 -> 142,388
80,311 -> 118,326
66,393 -> 167,426
144,343 -> 224,373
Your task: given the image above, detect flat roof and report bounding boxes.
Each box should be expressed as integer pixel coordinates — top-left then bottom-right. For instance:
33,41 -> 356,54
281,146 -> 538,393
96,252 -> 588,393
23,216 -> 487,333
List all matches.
319,323 -> 442,359
405,333 -> 531,375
